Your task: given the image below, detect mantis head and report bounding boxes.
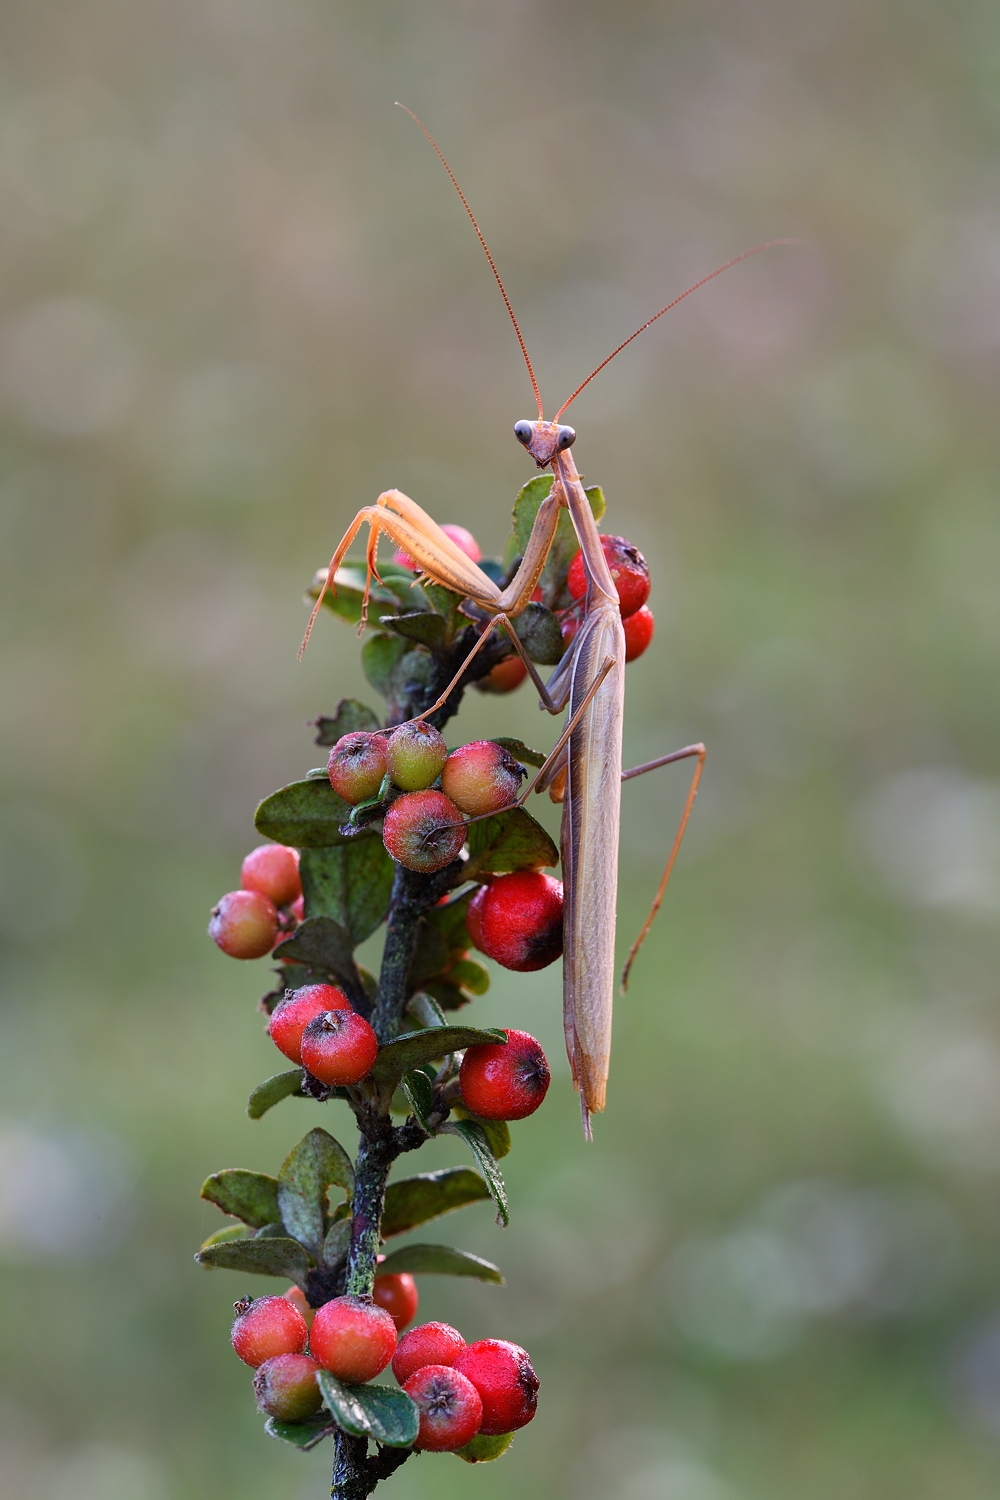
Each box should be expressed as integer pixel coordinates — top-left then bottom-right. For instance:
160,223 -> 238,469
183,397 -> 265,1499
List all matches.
513,420 -> 577,469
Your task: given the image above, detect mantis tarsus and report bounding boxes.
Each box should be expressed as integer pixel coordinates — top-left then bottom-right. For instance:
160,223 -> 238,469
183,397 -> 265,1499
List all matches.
303,106 -> 794,1134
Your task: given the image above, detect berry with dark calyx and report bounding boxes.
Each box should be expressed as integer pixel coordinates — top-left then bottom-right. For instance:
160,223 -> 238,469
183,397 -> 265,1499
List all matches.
465,883 -> 490,953
392,1321 -> 466,1386
300,1009 -> 378,1086
240,843 -> 301,908
283,1286 -> 315,1327
309,1295 -> 398,1383
476,870 -> 563,971
373,1271 -> 419,1331
209,890 -> 279,960
393,523 -> 482,570
327,732 -> 388,805
623,603 -> 655,662
454,1431 -> 515,1463
453,1339 -> 539,1434
441,741 -> 525,818
404,1364 -> 483,1452
382,790 -> 466,874
253,1353 -> 324,1421
268,983 -> 351,1065
231,1294 -> 308,1368
475,654 -> 527,694
385,721 -> 449,792
566,534 -> 650,618
460,1029 -> 550,1121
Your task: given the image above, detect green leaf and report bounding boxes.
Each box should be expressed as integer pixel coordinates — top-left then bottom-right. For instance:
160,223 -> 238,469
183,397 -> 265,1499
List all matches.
265,1416 -> 335,1450
247,1069 -> 306,1120
464,807 -> 558,877
454,1431 -> 515,1463
272,916 -> 367,1005
362,632 -> 410,696
406,991 -> 449,1029
316,1372 -> 419,1448
381,1167 -> 492,1237
447,958 -> 490,996
407,920 -> 450,986
400,1069 -> 435,1128
371,1026 -> 507,1093
453,1105 -> 511,1160
316,565 -> 411,627
278,1129 -> 355,1257
299,843 -> 395,946
198,1224 -> 249,1251
491,737 -> 548,770
322,1216 -> 351,1266
423,979 -> 473,1011
195,1236 -> 312,1286
511,475 -> 605,610
200,1169 -> 281,1228
312,699 -> 381,746
255,778 -> 359,849
377,1243 -> 503,1283
381,611 -> 448,653
439,1120 -> 509,1226
512,601 -> 564,665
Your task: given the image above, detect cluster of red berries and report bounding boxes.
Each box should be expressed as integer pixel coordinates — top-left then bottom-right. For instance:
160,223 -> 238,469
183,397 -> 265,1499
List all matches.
232,1292 -> 537,1454
208,843 -> 303,960
561,532 -> 654,662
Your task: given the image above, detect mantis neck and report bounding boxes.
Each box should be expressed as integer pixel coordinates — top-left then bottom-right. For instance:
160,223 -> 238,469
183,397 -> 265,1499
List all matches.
552,450 -> 619,607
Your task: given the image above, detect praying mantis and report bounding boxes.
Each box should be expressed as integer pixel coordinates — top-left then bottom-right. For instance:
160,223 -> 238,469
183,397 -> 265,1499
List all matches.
303,107 -> 794,1133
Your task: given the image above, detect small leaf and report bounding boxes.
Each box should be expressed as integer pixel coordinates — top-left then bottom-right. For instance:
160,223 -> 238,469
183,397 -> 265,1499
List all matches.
247,1069 -> 306,1120
314,565 -> 408,627
371,1026 -> 507,1093
491,737 -> 548,770
423,889 -> 474,951
406,992 -> 449,1029
195,1236 -> 312,1286
454,1431 -> 515,1463
272,917 -> 367,1007
278,1128 -> 355,1257
362,632 -> 410,696
255,779 -> 360,849
453,1105 -> 511,1160
322,1217 -> 351,1266
382,1167 -> 492,1237
440,1120 -> 509,1226
407,921 -> 450,987
511,476 -> 605,609
377,1243 -> 503,1283
447,958 -> 490,996
423,980 -> 473,1011
265,1416 -> 335,1450
316,1372 -> 419,1448
464,807 -> 558,878
312,699 -> 381,746
512,601 -> 564,665
198,1224 -> 249,1251
299,844 -> 395,946
400,1069 -> 435,1127
381,611 -> 448,653
200,1169 -> 281,1228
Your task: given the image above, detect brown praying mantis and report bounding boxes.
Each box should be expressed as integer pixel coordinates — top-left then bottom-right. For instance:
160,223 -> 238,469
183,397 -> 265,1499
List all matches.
302,107 -> 795,1134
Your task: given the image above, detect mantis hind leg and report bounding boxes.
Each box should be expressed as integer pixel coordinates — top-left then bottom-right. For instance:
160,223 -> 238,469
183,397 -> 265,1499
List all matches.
619,743 -> 706,992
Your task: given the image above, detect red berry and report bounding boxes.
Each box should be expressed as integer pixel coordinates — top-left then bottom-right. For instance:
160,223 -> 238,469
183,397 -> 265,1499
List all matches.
283,1286 -> 315,1327
328,732 -> 388,805
441,741 -> 524,818
209,889 -> 279,960
231,1294 -> 308,1368
385,721 -> 449,791
392,1321 -> 466,1386
373,1271 -> 419,1331
460,1029 -> 550,1121
453,1339 -> 538,1434
475,654 -> 528,694
559,609 -> 581,650
309,1295 -> 398,1383
289,893 -> 305,924
240,843 -> 301,908
465,884 -> 489,953
253,1352 -> 324,1420
382,790 -> 466,873
566,534 -> 650,618
268,984 -> 351,1065
476,871 -> 563,971
404,1364 -> 483,1451
300,1009 -> 378,1086
393,523 -> 482,570
623,603 -> 654,662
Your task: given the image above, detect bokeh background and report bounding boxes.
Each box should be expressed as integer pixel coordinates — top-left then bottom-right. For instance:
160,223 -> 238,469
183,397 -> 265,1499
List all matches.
2,1 -> 1000,1496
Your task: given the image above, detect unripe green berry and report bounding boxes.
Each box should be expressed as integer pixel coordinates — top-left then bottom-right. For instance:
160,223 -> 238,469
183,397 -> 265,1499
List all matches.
385,721 -> 448,791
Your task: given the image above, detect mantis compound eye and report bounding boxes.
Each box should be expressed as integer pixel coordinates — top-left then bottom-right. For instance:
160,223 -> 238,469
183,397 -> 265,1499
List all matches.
556,425 -> 577,451
513,420 -> 533,445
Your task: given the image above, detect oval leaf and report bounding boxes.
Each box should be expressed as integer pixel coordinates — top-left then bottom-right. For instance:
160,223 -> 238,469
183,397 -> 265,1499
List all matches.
198,1225 -> 249,1251
265,1416 -> 335,1450
247,1068 -> 306,1121
316,1372 -> 419,1448
194,1235 -> 312,1286
278,1128 -> 355,1257
400,1069 -> 435,1129
382,611 -> 448,653
512,601 -> 564,665
273,916 -> 369,1009
371,1026 -> 507,1092
452,1106 -> 511,1160
439,1119 -> 509,1227
300,841 -> 395,946
464,807 -> 558,877
382,1167 -> 491,1237
311,698 -> 381,746
454,1430 -> 515,1463
377,1243 -> 503,1283
255,778 -> 358,848
200,1169 -> 280,1228
490,737 -> 547,769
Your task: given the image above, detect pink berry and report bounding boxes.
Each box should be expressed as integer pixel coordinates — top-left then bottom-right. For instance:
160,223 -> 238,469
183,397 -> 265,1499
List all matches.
283,1286 -> 315,1327
404,1364 -> 483,1451
623,603 -> 655,662
476,654 -> 528,694
373,1271 -> 419,1332
268,984 -> 351,1065
382,790 -> 466,873
476,871 -> 563,971
460,1029 -> 550,1121
209,889 -> 279,960
441,741 -> 524,818
328,732 -> 388,805
393,523 -> 482,570
240,844 -> 301,908
253,1352 -> 324,1420
309,1295 -> 398,1383
566,534 -> 650,619
231,1294 -> 308,1368
384,722 -> 449,792
465,884 -> 489,953
453,1339 -> 538,1434
392,1322 -> 467,1386
300,1009 -> 378,1086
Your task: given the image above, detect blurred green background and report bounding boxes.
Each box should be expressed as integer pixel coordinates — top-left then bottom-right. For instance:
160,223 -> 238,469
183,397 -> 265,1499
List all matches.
3,1 -> 1000,1496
